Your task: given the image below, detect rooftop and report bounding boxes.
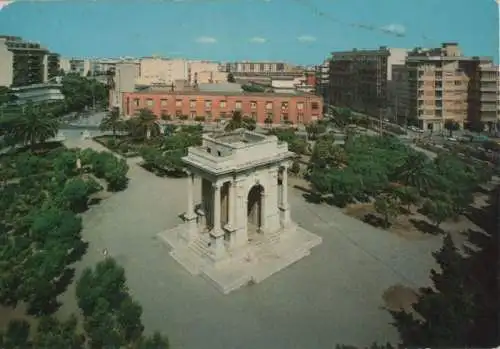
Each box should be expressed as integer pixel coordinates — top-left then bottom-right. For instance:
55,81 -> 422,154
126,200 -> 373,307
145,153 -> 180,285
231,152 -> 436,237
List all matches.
128,88 -> 315,98
183,129 -> 295,175
211,129 -> 266,147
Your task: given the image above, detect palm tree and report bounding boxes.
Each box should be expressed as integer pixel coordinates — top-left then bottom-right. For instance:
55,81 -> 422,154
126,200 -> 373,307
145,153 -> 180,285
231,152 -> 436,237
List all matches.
99,107 -> 121,139
136,108 -> 159,140
225,111 -> 256,131
395,151 -> 435,193
7,102 -> 60,150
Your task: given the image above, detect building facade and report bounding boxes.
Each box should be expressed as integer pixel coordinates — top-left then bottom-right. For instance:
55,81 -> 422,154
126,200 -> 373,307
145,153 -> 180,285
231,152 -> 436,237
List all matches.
0,36 -> 59,87
398,43 -> 497,131
327,47 -> 408,116
120,90 -> 323,125
11,83 -> 64,105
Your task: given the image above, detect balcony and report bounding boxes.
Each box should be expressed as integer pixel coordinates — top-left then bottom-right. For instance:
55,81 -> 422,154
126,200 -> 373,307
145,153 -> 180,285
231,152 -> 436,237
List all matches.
480,85 -> 497,92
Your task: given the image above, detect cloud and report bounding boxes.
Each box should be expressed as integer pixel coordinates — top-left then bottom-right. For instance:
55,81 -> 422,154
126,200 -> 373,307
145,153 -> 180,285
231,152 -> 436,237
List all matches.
297,35 -> 317,43
195,36 -> 217,44
380,24 -> 406,36
249,36 -> 267,44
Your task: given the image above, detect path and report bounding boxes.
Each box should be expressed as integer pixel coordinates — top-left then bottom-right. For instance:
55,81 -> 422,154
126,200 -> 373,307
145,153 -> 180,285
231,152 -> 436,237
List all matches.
58,138 -> 442,349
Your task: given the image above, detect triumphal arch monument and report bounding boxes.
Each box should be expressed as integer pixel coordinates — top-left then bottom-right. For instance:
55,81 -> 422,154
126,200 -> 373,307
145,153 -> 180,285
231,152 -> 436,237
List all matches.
159,129 -> 322,294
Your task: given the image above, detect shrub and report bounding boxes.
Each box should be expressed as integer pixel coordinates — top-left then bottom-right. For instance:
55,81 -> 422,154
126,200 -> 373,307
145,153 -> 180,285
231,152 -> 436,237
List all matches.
107,139 -> 118,149
290,160 -> 301,175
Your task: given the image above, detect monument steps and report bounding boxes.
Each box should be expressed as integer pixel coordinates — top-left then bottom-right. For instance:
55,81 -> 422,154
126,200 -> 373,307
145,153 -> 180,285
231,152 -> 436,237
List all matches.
170,249 -> 202,275
188,235 -> 212,258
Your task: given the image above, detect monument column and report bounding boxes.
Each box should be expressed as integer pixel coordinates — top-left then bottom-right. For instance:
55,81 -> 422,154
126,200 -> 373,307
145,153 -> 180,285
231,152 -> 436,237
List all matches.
280,164 -> 292,228
258,186 -> 268,234
232,178 -> 248,248
210,181 -> 226,259
184,171 -> 198,241
264,167 -> 281,233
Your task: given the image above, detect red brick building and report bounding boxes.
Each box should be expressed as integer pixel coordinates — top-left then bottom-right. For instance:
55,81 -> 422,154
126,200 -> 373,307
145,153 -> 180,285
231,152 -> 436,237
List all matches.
121,91 -> 323,125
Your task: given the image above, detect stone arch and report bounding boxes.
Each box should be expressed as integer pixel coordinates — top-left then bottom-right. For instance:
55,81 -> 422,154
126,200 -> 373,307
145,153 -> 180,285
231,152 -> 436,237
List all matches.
247,183 -> 264,233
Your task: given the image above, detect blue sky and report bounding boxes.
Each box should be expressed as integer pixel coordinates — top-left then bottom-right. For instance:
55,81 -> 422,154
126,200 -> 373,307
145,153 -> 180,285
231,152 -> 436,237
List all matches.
0,0 -> 498,64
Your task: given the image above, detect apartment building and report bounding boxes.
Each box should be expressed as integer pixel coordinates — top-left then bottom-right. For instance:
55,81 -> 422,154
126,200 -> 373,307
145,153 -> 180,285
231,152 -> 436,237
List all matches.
110,63 -> 140,109
395,43 -> 497,131
188,60 -> 225,84
0,36 -> 60,87
60,58 -> 91,76
314,60 -> 330,105
136,57 -> 188,85
121,89 -> 323,125
327,47 -> 408,116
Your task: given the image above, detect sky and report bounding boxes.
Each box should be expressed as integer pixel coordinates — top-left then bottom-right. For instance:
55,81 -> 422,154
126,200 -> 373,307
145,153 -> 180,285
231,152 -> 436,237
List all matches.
0,0 -> 498,65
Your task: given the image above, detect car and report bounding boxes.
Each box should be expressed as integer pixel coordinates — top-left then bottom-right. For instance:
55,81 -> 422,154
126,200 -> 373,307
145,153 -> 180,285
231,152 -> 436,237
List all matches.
447,137 -> 458,142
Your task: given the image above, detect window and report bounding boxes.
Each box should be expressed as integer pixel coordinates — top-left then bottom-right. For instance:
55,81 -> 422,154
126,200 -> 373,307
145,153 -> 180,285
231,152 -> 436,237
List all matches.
250,101 -> 257,109
235,101 -> 242,110
217,151 -> 222,157
207,147 -> 211,154
311,102 -> 319,110
220,112 -> 227,118
454,81 -> 461,86
206,111 -> 212,119
251,112 -> 257,120
189,100 -> 196,109
281,102 -> 289,110
205,100 -> 212,109
175,99 -> 182,108
175,110 -> 182,117
297,112 -> 304,123
280,113 -> 288,122
266,101 -> 273,110
297,102 -> 304,110
190,111 -> 196,119
160,99 -> 167,107
133,99 -> 140,107
146,99 -> 154,107
220,100 -> 227,108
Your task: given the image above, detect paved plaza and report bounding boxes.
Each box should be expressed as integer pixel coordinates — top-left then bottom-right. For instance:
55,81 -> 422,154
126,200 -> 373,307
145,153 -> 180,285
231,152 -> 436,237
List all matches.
58,138 -> 443,349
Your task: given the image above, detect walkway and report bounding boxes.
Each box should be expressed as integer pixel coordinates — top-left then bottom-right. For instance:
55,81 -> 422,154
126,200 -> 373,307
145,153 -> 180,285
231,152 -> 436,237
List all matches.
57,138 -> 442,349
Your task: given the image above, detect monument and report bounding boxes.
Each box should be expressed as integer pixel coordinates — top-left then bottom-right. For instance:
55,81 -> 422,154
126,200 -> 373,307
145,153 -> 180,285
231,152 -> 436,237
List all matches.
158,129 -> 322,294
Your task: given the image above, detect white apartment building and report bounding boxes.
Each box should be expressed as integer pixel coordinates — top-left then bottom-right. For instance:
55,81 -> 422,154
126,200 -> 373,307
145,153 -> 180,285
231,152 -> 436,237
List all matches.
136,58 -> 188,85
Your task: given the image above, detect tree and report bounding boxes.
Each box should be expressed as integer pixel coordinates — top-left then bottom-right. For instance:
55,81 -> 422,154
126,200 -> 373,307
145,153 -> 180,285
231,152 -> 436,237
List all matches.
136,109 -> 159,140
264,115 -> 273,127
467,119 -> 485,134
99,107 -> 122,138
444,119 -> 460,137
305,122 -> 326,140
136,332 -> 170,349
76,258 -> 164,348
310,137 -> 346,169
395,152 -> 435,193
225,111 -> 256,131
33,316 -> 85,349
374,193 -> 400,228
392,186 -> 420,212
6,102 -> 60,150
227,73 -> 236,83
390,234 -> 479,347
61,177 -> 100,213
0,320 -> 30,349
421,198 -> 453,228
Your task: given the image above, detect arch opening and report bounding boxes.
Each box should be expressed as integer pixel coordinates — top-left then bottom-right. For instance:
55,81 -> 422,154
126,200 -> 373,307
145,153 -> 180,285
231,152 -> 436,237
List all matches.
247,184 -> 264,235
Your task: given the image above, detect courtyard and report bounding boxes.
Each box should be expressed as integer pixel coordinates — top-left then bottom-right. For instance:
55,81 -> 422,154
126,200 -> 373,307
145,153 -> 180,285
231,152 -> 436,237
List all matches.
57,137 -> 443,349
